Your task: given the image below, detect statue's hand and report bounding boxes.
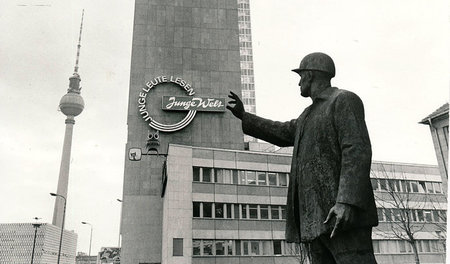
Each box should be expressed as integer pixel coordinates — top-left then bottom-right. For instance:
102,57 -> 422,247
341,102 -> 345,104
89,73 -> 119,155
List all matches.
324,203 -> 356,238
226,91 -> 245,119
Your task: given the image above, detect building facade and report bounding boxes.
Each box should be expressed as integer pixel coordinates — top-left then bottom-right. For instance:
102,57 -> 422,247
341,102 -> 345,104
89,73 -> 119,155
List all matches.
0,223 -> 77,264
159,144 -> 446,264
420,103 -> 449,194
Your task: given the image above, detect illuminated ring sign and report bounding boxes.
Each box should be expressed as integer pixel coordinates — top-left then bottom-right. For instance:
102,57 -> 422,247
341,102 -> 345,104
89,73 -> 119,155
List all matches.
138,75 -> 225,132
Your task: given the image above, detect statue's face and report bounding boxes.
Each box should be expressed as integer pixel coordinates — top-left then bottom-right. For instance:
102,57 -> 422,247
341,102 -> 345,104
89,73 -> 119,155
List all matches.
299,71 -> 312,97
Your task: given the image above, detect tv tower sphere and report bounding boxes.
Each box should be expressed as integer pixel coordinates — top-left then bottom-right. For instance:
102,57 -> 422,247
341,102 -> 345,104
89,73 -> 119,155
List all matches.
59,74 -> 85,117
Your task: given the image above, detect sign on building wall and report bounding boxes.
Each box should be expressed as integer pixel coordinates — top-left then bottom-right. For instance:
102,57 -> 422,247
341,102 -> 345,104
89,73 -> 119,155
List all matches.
138,75 -> 225,132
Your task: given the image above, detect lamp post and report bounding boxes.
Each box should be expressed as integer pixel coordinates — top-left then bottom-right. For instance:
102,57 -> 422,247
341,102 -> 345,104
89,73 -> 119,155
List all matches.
117,199 -> 122,247
81,221 -> 93,257
50,193 -> 66,264
30,222 -> 42,264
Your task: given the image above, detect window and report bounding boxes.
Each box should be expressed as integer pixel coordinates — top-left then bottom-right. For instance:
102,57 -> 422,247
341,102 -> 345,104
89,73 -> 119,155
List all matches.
173,238 -> 183,256
379,179 -> 388,191
247,171 -> 256,185
193,240 -> 201,255
249,204 -> 258,219
273,240 -> 282,255
250,241 -> 260,255
258,172 -> 267,185
232,170 -> 239,184
203,202 -> 212,218
421,240 -> 430,252
392,209 -> 402,221
417,210 -> 424,222
226,204 -> 232,219
279,173 -> 288,186
268,173 -> 277,186
241,204 -> 247,219
373,241 -> 380,253
243,241 -> 249,255
226,240 -> 233,255
418,181 -> 426,193
377,208 -> 384,222
371,179 -> 378,191
260,205 -> 269,219
411,181 -> 419,193
271,206 -> 280,220
425,182 -> 434,193
281,206 -> 286,219
239,170 -> 246,185
215,241 -> 225,255
193,167 -> 200,182
193,202 -> 200,217
401,180 -> 410,192
424,210 -> 432,222
433,210 -> 440,222
203,240 -> 213,255
235,240 -> 241,255
433,182 -> 442,193
215,203 -> 224,218
385,209 -> 392,221
234,203 -> 240,219
203,168 -> 212,182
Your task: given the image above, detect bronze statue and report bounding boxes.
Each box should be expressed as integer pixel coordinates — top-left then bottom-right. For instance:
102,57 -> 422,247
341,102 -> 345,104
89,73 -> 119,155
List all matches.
227,52 -> 378,263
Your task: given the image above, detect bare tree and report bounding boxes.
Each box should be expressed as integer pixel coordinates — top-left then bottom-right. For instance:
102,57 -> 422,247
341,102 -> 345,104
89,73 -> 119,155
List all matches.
285,242 -> 310,264
371,163 -> 447,264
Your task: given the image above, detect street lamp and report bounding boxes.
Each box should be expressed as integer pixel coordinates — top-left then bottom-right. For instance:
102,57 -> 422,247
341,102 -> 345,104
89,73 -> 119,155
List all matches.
31,219 -> 42,264
117,199 -> 122,247
81,221 -> 93,257
50,192 -> 66,264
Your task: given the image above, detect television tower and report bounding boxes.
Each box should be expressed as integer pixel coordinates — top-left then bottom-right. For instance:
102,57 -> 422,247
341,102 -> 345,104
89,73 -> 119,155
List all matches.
52,10 -> 85,227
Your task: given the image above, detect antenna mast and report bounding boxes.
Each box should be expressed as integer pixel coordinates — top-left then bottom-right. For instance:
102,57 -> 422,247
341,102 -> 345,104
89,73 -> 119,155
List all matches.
74,9 -> 84,74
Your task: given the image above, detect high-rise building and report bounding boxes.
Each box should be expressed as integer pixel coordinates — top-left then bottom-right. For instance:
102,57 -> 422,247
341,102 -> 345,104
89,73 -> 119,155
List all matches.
237,0 -> 256,115
121,1 -> 244,263
0,223 -> 77,264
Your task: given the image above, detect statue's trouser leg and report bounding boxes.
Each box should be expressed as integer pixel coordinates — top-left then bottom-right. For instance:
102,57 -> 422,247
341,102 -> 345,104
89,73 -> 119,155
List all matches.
310,227 -> 377,264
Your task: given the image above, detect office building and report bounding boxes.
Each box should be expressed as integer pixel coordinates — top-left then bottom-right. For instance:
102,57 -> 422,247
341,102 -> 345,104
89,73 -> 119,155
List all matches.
0,223 -> 77,264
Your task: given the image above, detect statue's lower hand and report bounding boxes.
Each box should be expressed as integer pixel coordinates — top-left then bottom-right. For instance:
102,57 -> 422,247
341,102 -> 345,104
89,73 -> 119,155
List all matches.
226,91 -> 245,119
324,203 -> 356,238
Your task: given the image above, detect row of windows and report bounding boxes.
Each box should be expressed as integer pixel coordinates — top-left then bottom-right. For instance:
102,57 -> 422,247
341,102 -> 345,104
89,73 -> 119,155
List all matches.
193,167 -> 289,187
193,202 -> 286,220
172,238 -> 446,257
371,178 -> 443,194
240,61 -> 253,69
244,105 -> 256,114
240,69 -> 254,76
373,240 -> 445,254
243,98 -> 256,105
239,28 -> 252,35
377,208 -> 447,223
193,239 -> 300,256
241,76 -> 254,84
237,3 -> 250,9
239,41 -> 252,48
240,55 -> 253,62
241,90 -> 255,99
241,83 -> 254,90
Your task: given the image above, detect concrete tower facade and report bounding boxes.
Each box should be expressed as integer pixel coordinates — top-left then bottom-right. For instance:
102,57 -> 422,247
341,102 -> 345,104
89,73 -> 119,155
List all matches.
121,0 -> 245,263
52,12 -> 85,227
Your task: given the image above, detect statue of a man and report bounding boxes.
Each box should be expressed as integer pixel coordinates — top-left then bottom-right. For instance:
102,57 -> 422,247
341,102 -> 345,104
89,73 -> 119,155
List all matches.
227,52 -> 378,263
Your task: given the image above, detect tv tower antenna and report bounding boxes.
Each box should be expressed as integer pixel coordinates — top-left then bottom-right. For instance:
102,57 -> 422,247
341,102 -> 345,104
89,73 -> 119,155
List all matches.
74,9 -> 84,74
